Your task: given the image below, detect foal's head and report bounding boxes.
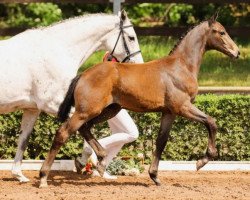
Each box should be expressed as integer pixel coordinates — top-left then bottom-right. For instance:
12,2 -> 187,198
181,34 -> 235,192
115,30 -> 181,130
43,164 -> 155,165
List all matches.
206,12 -> 240,58
103,10 -> 143,63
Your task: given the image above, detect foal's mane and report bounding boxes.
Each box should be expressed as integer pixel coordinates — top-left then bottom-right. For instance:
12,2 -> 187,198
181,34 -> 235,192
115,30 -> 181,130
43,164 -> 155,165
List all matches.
168,20 -> 208,55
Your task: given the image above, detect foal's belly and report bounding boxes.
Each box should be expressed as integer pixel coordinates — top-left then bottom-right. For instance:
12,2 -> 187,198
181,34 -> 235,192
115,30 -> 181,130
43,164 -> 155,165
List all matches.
118,93 -> 165,113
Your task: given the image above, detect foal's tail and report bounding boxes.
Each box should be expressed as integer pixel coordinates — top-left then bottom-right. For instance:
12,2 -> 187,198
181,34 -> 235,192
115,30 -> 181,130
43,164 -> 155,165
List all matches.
58,75 -> 81,122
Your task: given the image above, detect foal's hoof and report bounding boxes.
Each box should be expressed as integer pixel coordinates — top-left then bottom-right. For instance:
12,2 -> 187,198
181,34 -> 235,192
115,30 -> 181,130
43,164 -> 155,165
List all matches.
75,158 -> 85,174
154,179 -> 161,186
196,157 -> 209,171
96,162 -> 105,177
39,178 -> 48,188
149,174 -> 161,186
39,182 -> 48,188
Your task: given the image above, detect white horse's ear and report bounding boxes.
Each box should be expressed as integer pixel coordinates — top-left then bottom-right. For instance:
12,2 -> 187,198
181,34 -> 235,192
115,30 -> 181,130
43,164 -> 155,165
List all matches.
119,9 -> 127,21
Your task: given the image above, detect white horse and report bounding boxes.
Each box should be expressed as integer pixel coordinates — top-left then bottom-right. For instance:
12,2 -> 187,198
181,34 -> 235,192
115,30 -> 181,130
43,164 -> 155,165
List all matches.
0,10 -> 143,182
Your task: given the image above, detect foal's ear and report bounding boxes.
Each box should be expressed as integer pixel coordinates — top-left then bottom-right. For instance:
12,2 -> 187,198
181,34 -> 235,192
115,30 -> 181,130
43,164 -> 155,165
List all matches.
119,9 -> 127,21
208,9 -> 219,26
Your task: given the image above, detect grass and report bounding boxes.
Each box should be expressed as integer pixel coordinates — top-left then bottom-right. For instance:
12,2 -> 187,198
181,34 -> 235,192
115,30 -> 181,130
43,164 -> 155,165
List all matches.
80,36 -> 250,87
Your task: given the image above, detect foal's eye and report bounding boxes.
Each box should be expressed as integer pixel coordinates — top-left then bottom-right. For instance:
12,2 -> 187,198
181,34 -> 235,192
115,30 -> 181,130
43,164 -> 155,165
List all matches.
128,36 -> 135,41
220,31 -> 225,36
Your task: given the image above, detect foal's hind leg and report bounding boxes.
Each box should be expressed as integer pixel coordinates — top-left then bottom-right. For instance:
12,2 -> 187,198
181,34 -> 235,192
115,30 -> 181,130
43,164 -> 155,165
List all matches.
179,101 -> 218,170
39,112 -> 89,188
78,124 -> 107,176
78,104 -> 122,176
149,112 -> 175,186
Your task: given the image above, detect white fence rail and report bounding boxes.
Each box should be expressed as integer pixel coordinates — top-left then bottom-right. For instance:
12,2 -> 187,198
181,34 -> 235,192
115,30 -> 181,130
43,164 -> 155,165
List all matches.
0,160 -> 249,171
198,87 -> 250,94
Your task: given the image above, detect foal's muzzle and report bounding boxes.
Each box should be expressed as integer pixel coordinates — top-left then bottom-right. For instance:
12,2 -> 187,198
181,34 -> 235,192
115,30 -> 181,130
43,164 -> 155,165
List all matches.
236,51 -> 240,59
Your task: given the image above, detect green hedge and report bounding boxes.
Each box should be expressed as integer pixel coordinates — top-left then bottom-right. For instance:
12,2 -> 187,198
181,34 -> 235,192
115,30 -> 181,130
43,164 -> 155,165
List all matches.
0,94 -> 249,162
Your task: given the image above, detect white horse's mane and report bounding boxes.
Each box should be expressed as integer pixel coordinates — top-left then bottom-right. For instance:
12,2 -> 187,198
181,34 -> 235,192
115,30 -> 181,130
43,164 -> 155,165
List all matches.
37,13 -> 117,30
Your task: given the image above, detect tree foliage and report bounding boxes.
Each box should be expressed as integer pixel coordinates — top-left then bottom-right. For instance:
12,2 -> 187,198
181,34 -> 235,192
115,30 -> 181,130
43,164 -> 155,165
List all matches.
0,3 -> 249,28
124,3 -> 250,27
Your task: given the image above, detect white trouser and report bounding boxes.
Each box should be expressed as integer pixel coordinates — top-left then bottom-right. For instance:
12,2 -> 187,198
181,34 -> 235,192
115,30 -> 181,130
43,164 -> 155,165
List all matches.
82,109 -> 139,167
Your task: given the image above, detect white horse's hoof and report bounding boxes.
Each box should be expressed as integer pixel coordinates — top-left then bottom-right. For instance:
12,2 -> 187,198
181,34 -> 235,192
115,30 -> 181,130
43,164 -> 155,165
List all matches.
12,172 -> 30,182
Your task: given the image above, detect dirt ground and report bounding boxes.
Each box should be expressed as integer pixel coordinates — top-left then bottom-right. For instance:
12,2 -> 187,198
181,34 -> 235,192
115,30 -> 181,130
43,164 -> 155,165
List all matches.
0,170 -> 249,200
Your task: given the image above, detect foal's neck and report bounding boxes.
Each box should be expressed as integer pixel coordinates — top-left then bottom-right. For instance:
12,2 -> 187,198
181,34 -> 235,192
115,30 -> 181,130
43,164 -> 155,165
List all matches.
172,22 -> 209,78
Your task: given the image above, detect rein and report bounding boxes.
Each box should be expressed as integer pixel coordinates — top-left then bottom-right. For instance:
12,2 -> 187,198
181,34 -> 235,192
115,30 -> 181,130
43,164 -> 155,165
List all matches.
108,20 -> 141,63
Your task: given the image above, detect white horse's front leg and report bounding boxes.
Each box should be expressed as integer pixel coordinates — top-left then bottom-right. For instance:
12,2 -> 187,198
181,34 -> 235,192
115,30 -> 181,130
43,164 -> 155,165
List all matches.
12,109 -> 40,182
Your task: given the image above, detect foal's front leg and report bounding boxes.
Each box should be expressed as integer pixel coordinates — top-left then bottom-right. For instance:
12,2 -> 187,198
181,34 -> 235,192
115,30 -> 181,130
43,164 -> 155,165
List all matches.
179,101 -> 218,170
39,112 -> 86,188
149,112 -> 176,186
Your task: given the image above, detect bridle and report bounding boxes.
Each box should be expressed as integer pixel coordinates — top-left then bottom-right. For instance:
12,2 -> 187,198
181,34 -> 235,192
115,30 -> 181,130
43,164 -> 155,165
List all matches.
107,19 -> 141,63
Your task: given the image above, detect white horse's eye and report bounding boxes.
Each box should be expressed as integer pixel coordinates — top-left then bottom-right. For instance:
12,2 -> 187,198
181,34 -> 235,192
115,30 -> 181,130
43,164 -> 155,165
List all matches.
128,36 -> 135,41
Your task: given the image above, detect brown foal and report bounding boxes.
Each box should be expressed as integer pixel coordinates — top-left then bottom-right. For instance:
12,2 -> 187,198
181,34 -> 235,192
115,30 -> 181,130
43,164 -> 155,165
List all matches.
39,13 -> 239,187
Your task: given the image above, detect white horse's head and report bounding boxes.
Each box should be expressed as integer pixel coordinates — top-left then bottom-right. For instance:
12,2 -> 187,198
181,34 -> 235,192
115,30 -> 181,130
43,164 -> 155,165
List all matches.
102,10 -> 144,63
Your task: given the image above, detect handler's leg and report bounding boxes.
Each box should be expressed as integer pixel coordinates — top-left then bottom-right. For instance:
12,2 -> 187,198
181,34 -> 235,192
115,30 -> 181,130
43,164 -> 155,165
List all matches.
102,109 -> 138,161
79,109 -> 139,178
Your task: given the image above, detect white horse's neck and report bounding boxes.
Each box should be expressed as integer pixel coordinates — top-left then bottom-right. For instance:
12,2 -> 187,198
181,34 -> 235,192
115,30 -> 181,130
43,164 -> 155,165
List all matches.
42,14 -> 120,70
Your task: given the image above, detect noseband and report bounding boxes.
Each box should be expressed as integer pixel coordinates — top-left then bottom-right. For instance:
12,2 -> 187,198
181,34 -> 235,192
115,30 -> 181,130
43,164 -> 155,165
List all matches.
108,20 -> 141,63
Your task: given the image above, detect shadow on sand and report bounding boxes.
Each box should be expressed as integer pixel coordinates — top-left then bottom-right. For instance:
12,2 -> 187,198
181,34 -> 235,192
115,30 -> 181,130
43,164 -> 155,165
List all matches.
29,171 -> 150,188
